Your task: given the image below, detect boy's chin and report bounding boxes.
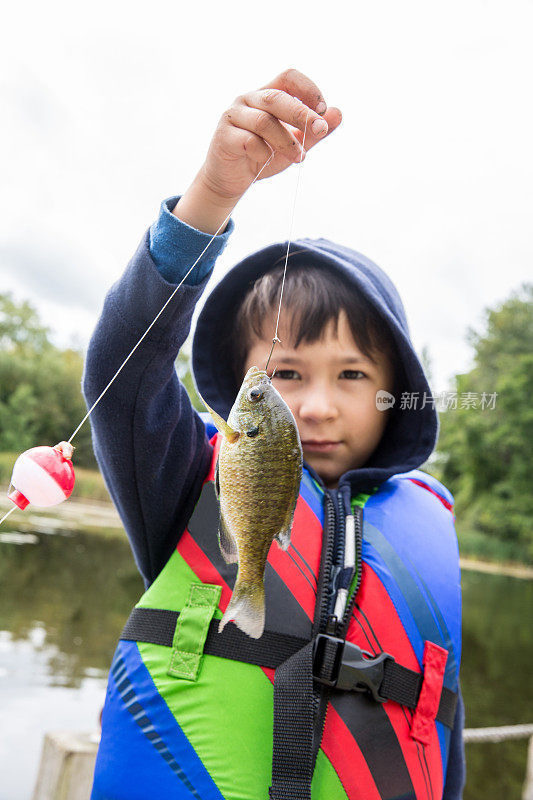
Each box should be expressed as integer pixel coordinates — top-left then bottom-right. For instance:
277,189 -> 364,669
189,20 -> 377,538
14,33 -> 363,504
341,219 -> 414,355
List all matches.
304,451 -> 365,489
304,455 -> 343,489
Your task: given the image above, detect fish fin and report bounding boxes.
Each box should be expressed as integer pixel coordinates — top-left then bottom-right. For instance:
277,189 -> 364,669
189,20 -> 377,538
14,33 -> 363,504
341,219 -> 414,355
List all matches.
199,394 -> 240,443
275,526 -> 292,551
218,514 -> 238,564
275,494 -> 298,551
218,580 -> 265,639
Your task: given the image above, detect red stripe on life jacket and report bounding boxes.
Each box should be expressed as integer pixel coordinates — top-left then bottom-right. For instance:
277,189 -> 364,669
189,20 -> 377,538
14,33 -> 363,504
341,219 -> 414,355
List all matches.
206,433 -> 222,481
382,692 -> 443,800
347,563 -> 443,800
347,564 -> 420,672
289,496 -> 323,584
408,479 -> 454,515
266,495 -> 323,622
176,529 -> 234,611
266,545 -> 315,622
320,705 -> 381,800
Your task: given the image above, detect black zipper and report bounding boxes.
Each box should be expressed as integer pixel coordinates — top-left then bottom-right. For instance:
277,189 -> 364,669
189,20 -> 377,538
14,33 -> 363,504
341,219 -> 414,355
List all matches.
311,489 -> 337,757
311,489 -> 364,758
313,489 -> 337,637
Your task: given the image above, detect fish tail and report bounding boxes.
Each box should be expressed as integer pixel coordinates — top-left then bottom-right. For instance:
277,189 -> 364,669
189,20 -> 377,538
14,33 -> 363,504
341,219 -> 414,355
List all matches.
219,579 -> 265,639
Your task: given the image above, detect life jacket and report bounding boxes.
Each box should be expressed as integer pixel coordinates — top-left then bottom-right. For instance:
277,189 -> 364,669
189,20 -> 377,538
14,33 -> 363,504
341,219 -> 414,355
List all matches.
91,433 -> 461,800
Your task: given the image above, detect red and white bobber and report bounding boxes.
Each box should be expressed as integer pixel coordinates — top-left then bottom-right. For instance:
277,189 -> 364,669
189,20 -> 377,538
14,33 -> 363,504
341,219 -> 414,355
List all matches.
7,441 -> 75,510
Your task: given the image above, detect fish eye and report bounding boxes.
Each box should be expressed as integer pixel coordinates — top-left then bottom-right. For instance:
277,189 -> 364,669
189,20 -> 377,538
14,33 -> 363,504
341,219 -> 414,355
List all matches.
247,387 -> 263,402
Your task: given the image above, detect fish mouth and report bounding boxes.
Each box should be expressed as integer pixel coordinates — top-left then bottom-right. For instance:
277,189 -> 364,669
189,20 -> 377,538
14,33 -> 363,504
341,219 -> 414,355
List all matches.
245,366 -> 270,387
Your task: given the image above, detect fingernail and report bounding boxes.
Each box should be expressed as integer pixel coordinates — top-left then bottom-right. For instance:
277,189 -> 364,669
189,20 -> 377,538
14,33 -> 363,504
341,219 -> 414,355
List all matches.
312,118 -> 328,136
316,100 -> 327,114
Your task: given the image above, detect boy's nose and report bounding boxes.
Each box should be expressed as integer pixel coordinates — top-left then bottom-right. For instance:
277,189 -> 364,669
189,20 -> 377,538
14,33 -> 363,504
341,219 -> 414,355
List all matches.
298,388 -> 339,423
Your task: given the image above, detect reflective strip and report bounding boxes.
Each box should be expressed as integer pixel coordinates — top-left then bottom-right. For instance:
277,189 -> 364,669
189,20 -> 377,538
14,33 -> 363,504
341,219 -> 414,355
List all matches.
344,514 -> 356,568
333,588 -> 348,620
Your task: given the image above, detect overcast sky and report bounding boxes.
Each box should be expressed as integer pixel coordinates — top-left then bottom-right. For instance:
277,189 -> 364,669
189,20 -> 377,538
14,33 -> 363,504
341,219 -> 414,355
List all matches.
2,0 -> 532,393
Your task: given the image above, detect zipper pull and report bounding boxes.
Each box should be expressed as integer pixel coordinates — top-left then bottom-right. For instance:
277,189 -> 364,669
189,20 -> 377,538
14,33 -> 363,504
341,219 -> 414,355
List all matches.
325,614 -> 339,636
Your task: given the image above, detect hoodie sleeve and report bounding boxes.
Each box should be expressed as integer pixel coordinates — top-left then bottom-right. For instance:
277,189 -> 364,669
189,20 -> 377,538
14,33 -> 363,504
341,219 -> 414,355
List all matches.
82,200 -> 234,587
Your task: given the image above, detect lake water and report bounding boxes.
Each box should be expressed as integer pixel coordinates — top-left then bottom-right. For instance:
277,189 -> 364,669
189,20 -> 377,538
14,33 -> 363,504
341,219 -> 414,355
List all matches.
0,523 -> 531,800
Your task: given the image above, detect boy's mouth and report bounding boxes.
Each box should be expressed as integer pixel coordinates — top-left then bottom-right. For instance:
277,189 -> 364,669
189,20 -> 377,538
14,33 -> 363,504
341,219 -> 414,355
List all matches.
301,440 -> 341,453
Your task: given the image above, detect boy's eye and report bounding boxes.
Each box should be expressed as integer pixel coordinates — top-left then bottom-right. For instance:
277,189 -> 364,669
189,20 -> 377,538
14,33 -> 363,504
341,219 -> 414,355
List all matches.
273,370 -> 300,380
341,370 -> 365,379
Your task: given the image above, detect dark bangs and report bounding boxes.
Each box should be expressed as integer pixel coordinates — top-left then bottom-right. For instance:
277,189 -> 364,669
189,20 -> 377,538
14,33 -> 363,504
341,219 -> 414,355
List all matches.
230,263 -> 404,392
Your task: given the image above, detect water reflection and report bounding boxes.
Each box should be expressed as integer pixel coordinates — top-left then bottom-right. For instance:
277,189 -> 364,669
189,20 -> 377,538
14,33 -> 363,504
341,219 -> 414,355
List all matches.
0,526 -> 531,800
461,571 -> 533,800
0,631 -> 106,800
0,525 -> 143,688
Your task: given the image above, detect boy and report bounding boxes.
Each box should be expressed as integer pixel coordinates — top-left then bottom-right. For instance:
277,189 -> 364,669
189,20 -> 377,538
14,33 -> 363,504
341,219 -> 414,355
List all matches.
83,69 -> 464,799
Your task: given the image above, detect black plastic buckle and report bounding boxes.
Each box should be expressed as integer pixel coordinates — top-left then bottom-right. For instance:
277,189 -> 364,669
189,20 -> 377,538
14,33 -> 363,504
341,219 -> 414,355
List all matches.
313,633 -> 393,703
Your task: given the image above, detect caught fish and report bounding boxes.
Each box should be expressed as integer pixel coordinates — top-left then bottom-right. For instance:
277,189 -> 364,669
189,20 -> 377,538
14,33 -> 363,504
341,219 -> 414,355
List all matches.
203,366 -> 303,639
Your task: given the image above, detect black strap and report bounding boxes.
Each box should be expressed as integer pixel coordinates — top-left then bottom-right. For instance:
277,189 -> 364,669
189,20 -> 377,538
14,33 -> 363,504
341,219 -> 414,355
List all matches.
383,658 -> 457,726
121,606 -> 307,669
315,633 -> 457,727
120,606 -> 457,728
269,642 -> 316,800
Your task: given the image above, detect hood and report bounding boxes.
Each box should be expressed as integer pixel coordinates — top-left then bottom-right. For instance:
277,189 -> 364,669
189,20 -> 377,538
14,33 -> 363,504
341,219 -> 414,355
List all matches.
192,237 -> 438,494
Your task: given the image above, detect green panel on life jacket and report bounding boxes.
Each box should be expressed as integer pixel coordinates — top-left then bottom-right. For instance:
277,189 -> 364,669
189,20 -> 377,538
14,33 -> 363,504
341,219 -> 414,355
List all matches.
138,639 -> 274,799
138,638 -> 347,800
312,750 -> 349,798
132,541 -> 349,799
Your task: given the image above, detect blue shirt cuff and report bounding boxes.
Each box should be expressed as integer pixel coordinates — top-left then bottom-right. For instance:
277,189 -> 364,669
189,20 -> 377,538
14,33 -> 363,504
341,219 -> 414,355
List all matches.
149,195 -> 235,286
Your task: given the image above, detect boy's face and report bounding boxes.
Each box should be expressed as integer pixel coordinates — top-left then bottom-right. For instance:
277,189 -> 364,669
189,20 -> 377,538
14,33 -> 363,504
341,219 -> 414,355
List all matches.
244,310 -> 395,488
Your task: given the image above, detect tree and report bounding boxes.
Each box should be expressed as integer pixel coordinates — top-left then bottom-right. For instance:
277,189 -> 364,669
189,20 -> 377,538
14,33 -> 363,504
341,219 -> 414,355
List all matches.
436,283 -> 533,561
0,293 -> 51,352
0,293 -> 96,468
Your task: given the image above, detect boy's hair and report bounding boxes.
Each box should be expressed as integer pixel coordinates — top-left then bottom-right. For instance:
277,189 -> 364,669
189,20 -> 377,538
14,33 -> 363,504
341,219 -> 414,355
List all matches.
230,262 -> 406,397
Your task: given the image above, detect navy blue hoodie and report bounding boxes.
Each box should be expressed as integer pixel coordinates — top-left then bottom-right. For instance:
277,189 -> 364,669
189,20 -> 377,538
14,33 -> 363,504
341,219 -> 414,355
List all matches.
82,195 -> 465,798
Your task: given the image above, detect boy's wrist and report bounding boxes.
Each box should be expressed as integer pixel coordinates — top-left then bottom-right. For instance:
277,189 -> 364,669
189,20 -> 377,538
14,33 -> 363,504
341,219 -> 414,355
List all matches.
172,170 -> 242,236
150,196 -> 234,286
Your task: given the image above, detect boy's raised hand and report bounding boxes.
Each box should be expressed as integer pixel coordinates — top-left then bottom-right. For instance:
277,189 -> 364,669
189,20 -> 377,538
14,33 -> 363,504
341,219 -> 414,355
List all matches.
173,69 -> 342,235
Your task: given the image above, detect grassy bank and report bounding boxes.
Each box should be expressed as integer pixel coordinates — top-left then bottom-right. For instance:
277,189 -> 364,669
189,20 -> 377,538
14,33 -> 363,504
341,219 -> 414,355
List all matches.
455,522 -> 532,566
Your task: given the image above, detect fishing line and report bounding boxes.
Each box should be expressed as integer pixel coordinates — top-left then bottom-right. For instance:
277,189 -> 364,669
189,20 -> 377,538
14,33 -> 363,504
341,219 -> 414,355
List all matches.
0,505 -> 16,526
264,109 -> 310,374
67,150 -> 276,444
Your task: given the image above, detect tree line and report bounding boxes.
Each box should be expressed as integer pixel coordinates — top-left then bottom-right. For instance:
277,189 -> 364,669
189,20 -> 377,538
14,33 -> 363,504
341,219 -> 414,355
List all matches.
433,283 -> 533,563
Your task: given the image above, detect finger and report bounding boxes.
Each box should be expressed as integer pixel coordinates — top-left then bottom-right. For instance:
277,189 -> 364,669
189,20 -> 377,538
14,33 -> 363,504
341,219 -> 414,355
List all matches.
242,88 -> 328,140
260,68 -> 327,116
224,105 -> 305,163
216,122 -> 276,168
290,107 -> 342,152
240,130 -> 277,169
